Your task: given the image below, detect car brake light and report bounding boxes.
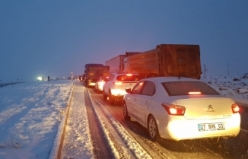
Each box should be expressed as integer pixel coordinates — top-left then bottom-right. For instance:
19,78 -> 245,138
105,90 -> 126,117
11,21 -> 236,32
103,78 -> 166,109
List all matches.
126,74 -> 132,76
188,91 -> 201,95
161,103 -> 185,115
231,103 -> 240,113
114,82 -> 122,85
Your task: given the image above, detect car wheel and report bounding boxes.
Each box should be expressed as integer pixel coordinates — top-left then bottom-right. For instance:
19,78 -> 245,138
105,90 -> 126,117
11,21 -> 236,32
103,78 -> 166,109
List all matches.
108,91 -> 115,105
208,137 -> 221,146
148,115 -> 159,141
123,102 -> 130,120
103,91 -> 107,100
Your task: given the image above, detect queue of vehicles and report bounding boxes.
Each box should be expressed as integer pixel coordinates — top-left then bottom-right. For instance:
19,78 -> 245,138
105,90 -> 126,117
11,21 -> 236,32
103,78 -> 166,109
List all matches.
79,44 -> 241,143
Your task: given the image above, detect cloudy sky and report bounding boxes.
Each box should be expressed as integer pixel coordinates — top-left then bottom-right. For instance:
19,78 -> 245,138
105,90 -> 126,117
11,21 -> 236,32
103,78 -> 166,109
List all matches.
0,0 -> 247,82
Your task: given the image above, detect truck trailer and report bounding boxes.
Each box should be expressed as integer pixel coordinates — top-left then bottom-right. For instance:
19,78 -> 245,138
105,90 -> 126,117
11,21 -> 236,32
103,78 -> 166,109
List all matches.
105,52 -> 141,73
83,64 -> 110,87
124,44 -> 202,79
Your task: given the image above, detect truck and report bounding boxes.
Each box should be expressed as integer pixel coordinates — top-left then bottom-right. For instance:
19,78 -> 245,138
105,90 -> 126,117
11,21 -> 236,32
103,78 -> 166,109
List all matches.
83,64 -> 110,87
105,52 -> 141,73
124,44 -> 202,79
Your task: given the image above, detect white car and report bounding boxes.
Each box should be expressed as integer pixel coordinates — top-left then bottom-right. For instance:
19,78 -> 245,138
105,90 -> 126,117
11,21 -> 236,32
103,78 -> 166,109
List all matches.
123,77 -> 241,141
103,73 -> 140,105
95,76 -> 109,92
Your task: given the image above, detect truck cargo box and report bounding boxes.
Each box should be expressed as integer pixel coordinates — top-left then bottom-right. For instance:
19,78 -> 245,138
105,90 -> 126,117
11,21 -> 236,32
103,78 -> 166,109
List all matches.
85,63 -> 103,69
105,52 -> 141,73
126,44 -> 202,79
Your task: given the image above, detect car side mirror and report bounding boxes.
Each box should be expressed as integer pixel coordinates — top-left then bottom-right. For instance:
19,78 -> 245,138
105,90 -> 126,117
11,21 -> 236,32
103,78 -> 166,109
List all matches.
125,88 -> 132,94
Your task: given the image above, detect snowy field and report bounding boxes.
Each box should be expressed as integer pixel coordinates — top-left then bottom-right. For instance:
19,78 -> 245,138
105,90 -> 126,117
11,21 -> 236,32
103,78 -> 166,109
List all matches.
202,74 -> 248,103
0,75 -> 248,159
0,80 -> 73,159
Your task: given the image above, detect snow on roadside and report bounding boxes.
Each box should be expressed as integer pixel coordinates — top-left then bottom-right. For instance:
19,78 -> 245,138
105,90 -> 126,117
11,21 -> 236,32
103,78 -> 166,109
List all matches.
202,75 -> 248,104
60,86 -> 94,159
0,81 -> 72,159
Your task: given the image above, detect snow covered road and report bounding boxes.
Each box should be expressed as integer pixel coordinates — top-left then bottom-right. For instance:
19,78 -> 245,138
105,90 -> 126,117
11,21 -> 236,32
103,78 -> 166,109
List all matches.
60,83 -> 152,159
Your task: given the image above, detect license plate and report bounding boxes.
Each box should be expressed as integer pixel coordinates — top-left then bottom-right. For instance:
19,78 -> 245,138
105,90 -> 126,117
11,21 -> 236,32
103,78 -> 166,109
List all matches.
198,123 -> 225,131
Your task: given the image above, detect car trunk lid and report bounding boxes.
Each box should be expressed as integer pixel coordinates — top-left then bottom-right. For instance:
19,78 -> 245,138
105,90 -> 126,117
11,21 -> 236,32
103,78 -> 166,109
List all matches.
171,96 -> 235,119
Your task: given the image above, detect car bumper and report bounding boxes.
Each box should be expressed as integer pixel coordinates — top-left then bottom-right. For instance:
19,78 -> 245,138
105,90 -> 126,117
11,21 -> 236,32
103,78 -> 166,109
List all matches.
111,89 -> 127,97
157,114 -> 241,141
88,82 -> 96,86
97,82 -> 105,91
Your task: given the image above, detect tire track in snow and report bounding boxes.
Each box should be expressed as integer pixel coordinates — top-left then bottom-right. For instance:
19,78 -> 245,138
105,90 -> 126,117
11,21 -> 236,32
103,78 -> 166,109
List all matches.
84,88 -> 116,159
87,90 -> 152,159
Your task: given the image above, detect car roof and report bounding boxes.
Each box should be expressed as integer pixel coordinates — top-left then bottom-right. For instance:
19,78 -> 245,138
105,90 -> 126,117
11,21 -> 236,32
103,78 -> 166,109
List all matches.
142,76 -> 201,83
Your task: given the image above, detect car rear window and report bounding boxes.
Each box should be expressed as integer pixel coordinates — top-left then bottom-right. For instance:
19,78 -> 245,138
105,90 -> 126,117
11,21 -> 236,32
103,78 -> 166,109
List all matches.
116,74 -> 140,81
162,81 -> 220,96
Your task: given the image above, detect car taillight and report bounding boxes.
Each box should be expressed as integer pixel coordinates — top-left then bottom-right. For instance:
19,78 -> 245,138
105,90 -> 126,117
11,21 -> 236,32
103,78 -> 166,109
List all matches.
231,103 -> 240,113
114,82 -> 122,85
161,103 -> 186,116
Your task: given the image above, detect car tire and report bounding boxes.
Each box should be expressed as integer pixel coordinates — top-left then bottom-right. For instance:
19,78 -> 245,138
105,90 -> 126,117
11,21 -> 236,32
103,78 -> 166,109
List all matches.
123,102 -> 130,120
148,115 -> 159,142
208,137 -> 221,146
103,91 -> 107,100
109,91 -> 115,105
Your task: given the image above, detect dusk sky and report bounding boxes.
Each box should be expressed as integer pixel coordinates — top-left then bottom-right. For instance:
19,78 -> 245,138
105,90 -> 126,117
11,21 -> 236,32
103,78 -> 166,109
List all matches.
0,1 -> 247,82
